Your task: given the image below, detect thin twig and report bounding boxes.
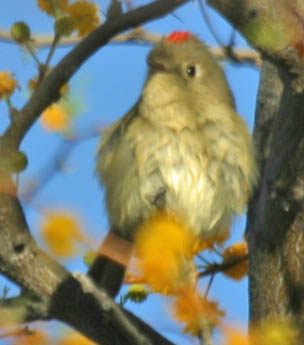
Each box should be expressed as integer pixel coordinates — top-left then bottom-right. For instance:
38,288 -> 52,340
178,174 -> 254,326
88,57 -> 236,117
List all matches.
44,34 -> 61,70
0,28 -> 261,65
204,274 -> 215,297
24,42 -> 42,67
198,0 -> 223,46
197,254 -> 211,265
198,255 -> 248,278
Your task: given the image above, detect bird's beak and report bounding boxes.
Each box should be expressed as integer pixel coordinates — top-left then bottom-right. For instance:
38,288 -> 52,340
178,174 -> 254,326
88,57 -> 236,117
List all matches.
148,59 -> 167,72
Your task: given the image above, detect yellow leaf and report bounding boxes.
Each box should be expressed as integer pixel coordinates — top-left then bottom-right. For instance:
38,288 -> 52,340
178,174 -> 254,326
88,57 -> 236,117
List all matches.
0,71 -> 18,99
37,0 -> 69,16
222,242 -> 248,280
173,289 -> 225,336
135,211 -> 199,294
223,327 -> 250,345
253,320 -> 299,345
223,242 -> 248,258
41,103 -> 70,132
41,211 -> 85,257
66,1 -> 101,37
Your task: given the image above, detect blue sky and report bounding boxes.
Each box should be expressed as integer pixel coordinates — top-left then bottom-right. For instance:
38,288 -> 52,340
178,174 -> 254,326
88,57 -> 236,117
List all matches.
0,1 -> 260,344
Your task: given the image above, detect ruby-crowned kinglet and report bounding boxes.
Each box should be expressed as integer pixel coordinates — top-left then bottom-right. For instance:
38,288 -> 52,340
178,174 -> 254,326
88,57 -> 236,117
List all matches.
90,32 -> 258,297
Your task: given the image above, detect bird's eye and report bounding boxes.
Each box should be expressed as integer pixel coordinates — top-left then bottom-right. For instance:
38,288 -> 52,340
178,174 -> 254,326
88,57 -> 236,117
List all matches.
186,65 -> 196,77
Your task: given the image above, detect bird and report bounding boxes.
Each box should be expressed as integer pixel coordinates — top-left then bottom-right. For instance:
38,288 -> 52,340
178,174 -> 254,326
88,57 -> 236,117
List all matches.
89,31 -> 258,297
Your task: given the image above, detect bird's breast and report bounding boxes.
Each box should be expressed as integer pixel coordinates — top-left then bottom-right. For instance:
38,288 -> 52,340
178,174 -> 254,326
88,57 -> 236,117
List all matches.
132,123 -> 232,238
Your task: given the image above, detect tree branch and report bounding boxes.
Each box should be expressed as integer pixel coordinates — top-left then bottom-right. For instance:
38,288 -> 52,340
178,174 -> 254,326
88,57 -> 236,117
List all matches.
0,189 -> 176,344
4,0 -> 189,148
198,255 -> 248,278
50,274 -> 176,345
74,273 -> 153,345
0,273 -> 176,345
247,59 -> 304,330
1,27 -> 261,65
206,0 -> 304,334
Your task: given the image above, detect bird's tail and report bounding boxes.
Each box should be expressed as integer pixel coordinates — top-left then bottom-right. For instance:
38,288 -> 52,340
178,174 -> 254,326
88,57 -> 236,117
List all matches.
89,256 -> 126,297
88,231 -> 133,297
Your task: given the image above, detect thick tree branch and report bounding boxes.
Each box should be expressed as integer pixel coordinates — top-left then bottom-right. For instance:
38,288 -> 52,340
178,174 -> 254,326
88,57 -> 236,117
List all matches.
0,187 -> 68,298
73,273 -> 153,345
207,0 -> 304,334
207,0 -> 304,92
0,274 -> 175,345
247,59 -> 304,331
50,274 -> 175,345
0,190 -> 175,344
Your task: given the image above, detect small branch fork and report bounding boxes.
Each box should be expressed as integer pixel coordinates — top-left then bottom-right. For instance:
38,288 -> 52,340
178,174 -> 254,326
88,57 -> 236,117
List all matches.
198,255 -> 248,278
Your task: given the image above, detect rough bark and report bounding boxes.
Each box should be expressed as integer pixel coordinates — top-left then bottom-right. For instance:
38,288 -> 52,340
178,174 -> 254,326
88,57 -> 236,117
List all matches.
207,0 -> 304,335
247,60 -> 304,332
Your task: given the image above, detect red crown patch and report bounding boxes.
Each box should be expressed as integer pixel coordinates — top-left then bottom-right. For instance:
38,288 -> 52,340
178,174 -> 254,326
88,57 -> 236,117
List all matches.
167,31 -> 191,43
